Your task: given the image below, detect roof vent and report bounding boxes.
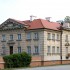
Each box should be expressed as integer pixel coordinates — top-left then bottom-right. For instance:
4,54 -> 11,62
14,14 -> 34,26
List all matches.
45,17 -> 51,22
30,15 -> 36,21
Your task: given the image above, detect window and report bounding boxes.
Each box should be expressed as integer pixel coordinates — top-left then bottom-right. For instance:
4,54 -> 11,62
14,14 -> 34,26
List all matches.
57,34 -> 60,40
52,34 -> 55,40
52,46 -> 55,53
18,46 -> 21,53
47,46 -> 51,53
2,35 -> 6,41
66,47 -> 68,54
65,35 -> 68,42
2,45 -> 6,55
57,47 -> 60,53
34,32 -> 39,39
18,34 -> 21,40
47,33 -> 51,40
26,32 -> 31,40
27,46 -> 31,54
35,46 -> 39,54
10,35 -> 13,40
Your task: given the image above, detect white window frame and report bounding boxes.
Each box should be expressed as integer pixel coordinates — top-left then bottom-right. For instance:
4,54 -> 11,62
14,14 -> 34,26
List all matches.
27,46 -> 31,54
34,32 -> 39,39
47,33 -> 51,40
26,32 -> 31,40
2,34 -> 6,41
35,46 -> 39,54
52,34 -> 55,40
47,46 -> 51,53
52,46 -> 55,53
18,46 -> 21,53
10,34 -> 13,40
18,34 -> 21,40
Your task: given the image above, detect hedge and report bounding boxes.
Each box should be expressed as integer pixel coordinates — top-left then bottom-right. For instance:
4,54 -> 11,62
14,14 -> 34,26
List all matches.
3,52 -> 31,68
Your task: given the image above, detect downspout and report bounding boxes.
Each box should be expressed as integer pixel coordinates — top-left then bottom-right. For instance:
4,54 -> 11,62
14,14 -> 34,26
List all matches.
60,22 -> 63,64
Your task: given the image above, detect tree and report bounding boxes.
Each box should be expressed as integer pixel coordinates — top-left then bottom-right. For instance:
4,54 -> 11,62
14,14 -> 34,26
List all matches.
64,16 -> 70,23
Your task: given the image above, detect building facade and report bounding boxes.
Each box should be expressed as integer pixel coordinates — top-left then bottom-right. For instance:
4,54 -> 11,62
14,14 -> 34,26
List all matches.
0,18 -> 70,66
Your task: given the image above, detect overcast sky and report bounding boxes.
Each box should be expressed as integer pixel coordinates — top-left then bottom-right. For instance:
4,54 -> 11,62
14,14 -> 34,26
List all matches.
0,0 -> 70,23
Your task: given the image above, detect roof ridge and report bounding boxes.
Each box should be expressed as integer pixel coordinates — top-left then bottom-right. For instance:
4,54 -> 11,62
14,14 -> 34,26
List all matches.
39,19 -> 45,28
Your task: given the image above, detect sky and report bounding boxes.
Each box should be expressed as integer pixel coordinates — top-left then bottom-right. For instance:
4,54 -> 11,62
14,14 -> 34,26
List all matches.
0,0 -> 70,23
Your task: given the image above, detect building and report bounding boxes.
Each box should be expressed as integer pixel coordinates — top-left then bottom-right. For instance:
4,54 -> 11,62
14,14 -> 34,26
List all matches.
0,18 -> 70,66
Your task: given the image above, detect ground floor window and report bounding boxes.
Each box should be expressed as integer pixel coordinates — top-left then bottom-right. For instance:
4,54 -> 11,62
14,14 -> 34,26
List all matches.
18,46 -> 21,53
2,45 -> 6,55
27,46 -> 31,55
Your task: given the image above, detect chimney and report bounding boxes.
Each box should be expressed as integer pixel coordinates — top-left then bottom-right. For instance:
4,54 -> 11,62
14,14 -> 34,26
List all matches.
45,17 -> 51,21
30,15 -> 36,21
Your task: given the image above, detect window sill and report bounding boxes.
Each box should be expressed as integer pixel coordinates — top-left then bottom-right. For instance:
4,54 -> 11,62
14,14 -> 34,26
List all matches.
26,39 -> 31,41
47,39 -> 51,40
1,40 -> 6,42
33,39 -> 39,41
33,53 -> 39,55
16,39 -> 22,41
56,39 -> 60,41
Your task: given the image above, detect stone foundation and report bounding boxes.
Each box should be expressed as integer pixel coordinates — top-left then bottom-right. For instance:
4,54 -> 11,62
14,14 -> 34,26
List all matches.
30,60 -> 70,67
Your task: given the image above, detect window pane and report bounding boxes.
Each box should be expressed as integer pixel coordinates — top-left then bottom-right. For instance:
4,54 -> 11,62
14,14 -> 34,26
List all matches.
52,34 -> 55,40
35,46 -> 39,53
27,33 -> 31,39
57,34 -> 59,40
2,35 -> 6,41
52,46 -> 55,53
47,46 -> 51,53
10,35 -> 13,40
2,45 -> 6,55
18,47 -> 21,53
47,33 -> 51,39
57,47 -> 60,53
27,46 -> 31,54
18,34 -> 21,40
34,33 -> 38,39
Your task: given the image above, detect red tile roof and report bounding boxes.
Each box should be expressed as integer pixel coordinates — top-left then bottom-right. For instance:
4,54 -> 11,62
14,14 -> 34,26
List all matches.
23,19 -> 61,30
9,18 -> 61,30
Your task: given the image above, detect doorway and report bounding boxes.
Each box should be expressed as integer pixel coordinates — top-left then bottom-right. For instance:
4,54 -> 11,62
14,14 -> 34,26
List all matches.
10,46 -> 13,54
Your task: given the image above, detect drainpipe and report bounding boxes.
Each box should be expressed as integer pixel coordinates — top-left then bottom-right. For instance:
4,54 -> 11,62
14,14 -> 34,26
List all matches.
60,22 -> 63,64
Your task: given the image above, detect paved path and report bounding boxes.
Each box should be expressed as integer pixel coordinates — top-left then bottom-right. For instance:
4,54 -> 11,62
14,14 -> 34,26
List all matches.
15,65 -> 70,70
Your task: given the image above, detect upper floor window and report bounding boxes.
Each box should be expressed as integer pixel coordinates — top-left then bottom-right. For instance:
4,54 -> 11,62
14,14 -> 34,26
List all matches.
18,34 -> 21,40
26,32 -> 31,40
57,34 -> 60,41
47,46 -> 51,53
52,46 -> 55,53
10,35 -> 13,40
18,46 -> 21,53
65,35 -> 68,42
27,46 -> 31,54
47,33 -> 51,40
2,34 -> 6,41
34,32 -> 39,39
52,34 -> 55,40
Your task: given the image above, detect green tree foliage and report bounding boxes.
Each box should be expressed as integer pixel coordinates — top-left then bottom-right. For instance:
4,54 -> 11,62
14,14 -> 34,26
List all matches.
64,16 -> 70,23
3,52 -> 31,68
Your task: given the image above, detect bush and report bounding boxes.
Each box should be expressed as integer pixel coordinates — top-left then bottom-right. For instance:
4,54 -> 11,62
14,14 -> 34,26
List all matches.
3,52 -> 31,68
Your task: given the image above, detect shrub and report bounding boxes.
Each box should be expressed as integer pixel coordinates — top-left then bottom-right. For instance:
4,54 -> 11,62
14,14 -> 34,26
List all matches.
3,52 -> 31,68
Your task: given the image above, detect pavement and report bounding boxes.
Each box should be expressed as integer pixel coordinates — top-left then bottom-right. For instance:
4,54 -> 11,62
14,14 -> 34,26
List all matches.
15,65 -> 70,70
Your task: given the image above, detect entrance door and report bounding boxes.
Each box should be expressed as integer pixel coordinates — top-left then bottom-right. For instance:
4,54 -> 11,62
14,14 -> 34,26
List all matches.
10,46 -> 13,54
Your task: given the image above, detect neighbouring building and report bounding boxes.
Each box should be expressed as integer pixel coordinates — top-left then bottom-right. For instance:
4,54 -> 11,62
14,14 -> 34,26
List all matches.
0,18 -> 70,66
